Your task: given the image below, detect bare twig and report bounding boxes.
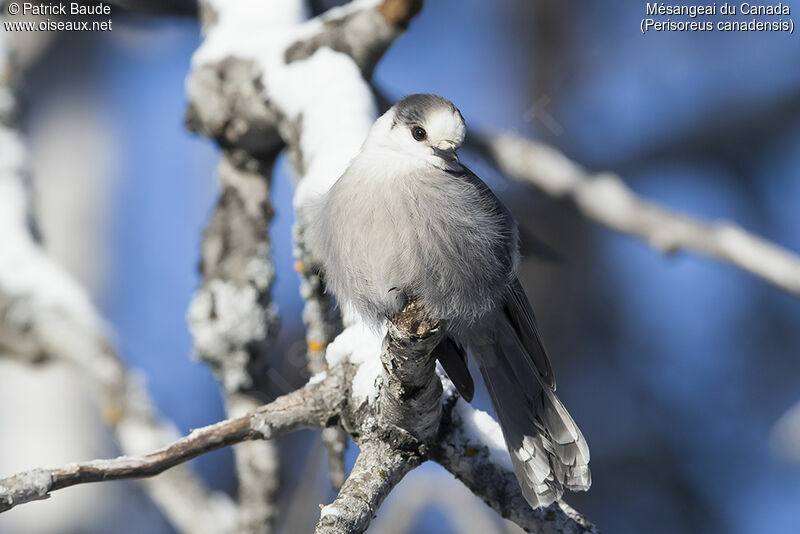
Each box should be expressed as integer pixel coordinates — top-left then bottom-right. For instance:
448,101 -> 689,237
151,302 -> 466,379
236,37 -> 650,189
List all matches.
0,372 -> 344,514
467,133 -> 800,298
0,303 -> 441,522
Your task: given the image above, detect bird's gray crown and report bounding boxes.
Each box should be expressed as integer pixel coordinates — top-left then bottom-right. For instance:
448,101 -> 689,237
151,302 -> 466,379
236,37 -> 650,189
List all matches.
393,94 -> 462,126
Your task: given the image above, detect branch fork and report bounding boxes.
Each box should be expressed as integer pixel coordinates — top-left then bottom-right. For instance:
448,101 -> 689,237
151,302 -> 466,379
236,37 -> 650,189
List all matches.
1,1 -> 601,533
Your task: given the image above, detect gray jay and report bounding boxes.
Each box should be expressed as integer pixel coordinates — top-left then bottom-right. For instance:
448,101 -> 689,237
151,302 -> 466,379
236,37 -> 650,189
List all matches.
308,94 -> 590,508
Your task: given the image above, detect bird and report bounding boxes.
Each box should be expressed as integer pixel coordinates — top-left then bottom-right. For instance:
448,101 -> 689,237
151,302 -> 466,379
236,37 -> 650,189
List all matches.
307,94 -> 590,508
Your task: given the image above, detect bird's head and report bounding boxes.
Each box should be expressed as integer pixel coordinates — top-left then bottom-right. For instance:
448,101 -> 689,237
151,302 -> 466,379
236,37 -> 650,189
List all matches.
365,94 -> 466,169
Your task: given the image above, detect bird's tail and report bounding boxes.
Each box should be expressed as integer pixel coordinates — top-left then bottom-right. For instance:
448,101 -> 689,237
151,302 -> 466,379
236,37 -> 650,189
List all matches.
473,317 -> 590,508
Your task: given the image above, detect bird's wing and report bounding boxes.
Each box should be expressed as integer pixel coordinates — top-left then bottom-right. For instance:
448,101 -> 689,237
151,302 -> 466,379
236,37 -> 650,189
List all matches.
504,277 -> 556,390
452,165 -> 556,390
434,337 -> 474,402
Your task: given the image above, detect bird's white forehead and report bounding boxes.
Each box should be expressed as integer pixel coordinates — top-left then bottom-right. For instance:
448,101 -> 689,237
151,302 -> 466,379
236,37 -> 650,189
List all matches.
424,108 -> 465,145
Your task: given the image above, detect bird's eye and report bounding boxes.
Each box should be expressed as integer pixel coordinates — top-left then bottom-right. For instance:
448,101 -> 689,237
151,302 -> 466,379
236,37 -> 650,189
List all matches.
411,126 -> 427,141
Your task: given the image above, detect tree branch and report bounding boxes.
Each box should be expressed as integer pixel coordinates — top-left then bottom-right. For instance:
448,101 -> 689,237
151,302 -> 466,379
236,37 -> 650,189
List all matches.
377,302 -> 443,441
3,2 -> 603,533
0,300 -> 599,533
187,148 -> 283,533
187,0 -> 430,504
311,303 -> 443,533
0,370 -> 343,514
467,133 -> 800,298
314,440 -> 422,534
296,233 -> 349,489
0,22 -> 235,534
186,1 -> 598,532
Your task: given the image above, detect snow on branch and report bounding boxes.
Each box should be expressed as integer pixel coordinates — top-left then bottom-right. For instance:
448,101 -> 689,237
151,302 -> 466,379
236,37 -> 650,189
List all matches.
0,300 -> 596,533
186,148 -> 283,533
6,1 -> 599,532
0,23 -> 236,534
187,0 -> 422,504
467,133 -> 800,298
184,0 -> 597,532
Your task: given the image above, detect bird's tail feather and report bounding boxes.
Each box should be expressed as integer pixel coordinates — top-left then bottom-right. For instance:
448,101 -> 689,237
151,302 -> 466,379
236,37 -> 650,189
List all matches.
474,318 -> 590,508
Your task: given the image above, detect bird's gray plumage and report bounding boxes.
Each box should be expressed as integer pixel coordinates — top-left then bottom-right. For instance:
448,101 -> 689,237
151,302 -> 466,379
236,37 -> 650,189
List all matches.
307,94 -> 590,508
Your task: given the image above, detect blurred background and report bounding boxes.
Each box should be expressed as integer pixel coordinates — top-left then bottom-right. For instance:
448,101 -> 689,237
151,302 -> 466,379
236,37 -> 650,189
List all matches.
1,1 -> 799,533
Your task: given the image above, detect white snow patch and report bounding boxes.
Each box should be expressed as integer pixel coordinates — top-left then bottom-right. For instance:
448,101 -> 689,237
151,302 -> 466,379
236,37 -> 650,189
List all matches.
435,361 -> 457,398
195,0 -> 380,68
0,127 -> 102,329
326,321 -> 386,404
186,279 -> 267,356
203,0 -> 309,32
454,400 -> 513,472
307,371 -> 327,385
319,504 -> 340,518
190,1 -> 387,403
286,49 -> 377,209
190,0 -> 379,210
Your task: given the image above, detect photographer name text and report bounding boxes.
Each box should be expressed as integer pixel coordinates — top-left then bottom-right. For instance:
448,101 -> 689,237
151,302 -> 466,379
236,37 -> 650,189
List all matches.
5,2 -> 113,32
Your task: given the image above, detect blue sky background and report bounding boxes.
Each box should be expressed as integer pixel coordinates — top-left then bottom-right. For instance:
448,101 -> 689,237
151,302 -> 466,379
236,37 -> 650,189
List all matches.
7,1 -> 800,533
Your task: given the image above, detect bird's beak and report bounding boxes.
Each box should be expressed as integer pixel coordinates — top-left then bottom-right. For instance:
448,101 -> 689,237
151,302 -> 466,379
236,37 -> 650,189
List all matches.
432,144 -> 459,162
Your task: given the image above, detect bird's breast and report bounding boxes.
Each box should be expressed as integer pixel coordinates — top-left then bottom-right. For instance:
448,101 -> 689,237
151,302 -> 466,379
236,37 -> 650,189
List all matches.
321,158 -> 512,326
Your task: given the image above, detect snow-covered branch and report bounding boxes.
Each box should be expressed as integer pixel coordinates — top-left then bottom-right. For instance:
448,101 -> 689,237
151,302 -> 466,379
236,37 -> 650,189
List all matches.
311,306 -> 440,534
0,22 -> 235,534
467,133 -> 800,298
3,0 -> 601,529
282,3 -> 430,488
0,298 -> 596,533
187,148 -> 283,533
184,1 -> 596,532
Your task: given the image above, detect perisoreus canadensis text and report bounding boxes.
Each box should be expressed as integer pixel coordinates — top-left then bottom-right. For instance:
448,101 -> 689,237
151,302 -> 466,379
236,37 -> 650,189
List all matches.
308,94 -> 590,508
